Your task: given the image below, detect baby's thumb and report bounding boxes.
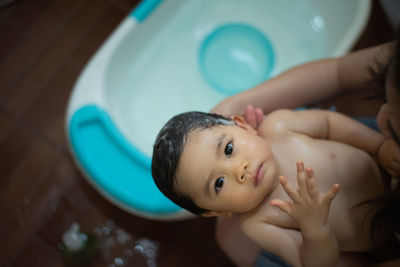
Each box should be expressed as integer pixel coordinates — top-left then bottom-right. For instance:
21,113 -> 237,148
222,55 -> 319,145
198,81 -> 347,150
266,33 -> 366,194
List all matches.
270,199 -> 291,214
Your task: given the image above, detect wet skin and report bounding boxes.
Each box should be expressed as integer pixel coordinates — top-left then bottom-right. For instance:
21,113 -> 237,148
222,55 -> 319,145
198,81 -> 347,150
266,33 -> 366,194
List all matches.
174,125 -> 279,217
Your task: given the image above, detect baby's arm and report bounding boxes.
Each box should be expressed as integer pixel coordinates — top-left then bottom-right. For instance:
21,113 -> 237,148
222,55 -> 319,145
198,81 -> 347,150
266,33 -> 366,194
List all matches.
266,109 -> 385,156
264,109 -> 400,175
241,218 -> 303,267
270,162 -> 340,267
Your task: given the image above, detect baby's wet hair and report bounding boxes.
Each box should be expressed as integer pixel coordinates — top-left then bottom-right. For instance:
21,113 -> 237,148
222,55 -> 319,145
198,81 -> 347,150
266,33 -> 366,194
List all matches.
151,111 -> 234,214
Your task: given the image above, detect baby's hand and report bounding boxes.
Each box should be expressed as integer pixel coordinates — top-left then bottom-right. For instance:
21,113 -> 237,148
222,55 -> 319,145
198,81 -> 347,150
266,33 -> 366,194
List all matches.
377,139 -> 400,178
270,162 -> 339,233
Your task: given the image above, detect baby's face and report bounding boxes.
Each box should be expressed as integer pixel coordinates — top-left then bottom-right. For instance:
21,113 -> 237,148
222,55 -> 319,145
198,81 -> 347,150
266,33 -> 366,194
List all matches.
175,124 -> 279,216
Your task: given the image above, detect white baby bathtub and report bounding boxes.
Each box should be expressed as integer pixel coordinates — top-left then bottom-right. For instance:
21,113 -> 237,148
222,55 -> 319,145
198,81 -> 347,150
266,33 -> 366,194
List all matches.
66,0 -> 371,220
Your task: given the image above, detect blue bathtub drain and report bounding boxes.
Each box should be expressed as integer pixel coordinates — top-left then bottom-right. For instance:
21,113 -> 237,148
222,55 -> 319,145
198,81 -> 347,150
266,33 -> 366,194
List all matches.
199,23 -> 275,95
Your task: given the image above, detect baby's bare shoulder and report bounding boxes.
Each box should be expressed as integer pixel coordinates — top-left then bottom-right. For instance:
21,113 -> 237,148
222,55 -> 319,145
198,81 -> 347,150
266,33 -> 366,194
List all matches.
258,109 -> 295,137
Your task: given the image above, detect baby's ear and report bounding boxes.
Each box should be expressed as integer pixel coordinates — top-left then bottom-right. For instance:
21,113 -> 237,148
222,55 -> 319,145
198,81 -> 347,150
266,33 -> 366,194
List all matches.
231,115 -> 258,135
202,211 -> 233,218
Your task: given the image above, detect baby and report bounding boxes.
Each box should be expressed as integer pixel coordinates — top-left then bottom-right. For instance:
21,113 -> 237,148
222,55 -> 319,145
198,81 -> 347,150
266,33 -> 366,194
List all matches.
151,109 -> 400,267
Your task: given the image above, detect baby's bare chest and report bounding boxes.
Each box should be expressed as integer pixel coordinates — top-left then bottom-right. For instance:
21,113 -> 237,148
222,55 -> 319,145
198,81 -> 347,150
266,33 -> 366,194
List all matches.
273,135 -> 383,195
255,136 -> 385,249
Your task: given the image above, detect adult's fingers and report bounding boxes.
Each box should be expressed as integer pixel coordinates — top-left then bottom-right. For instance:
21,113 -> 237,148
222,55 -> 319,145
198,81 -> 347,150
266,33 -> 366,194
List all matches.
255,108 -> 264,128
245,105 -> 257,129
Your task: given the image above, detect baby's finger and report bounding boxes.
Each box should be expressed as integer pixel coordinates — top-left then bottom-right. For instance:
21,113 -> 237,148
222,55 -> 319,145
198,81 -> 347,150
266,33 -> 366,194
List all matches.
322,184 -> 340,204
279,176 -> 299,201
306,167 -> 319,200
296,162 -> 308,196
270,199 -> 292,215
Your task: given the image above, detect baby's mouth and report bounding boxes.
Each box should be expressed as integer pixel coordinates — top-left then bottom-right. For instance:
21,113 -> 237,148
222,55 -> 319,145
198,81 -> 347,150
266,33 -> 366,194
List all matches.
254,164 -> 264,186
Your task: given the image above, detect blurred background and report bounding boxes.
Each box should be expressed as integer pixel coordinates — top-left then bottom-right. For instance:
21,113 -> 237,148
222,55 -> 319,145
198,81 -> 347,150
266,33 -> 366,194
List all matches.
0,0 -> 396,266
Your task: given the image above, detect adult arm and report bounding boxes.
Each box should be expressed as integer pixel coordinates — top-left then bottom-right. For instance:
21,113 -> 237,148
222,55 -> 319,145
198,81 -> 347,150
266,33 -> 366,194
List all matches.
212,42 -> 394,116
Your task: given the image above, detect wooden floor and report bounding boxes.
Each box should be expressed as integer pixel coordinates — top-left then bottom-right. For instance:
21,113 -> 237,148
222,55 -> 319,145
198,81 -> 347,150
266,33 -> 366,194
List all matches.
0,0 -> 395,266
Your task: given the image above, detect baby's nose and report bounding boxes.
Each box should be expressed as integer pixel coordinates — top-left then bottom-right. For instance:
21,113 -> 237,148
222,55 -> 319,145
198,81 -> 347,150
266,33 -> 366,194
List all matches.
235,160 -> 249,183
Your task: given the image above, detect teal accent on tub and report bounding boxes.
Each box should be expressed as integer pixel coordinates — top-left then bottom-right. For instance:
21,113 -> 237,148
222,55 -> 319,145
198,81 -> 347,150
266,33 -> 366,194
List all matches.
130,0 -> 163,22
69,105 -> 181,215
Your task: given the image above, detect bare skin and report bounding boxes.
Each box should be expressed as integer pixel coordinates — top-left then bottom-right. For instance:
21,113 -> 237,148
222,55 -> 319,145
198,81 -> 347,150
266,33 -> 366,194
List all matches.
240,110 -> 386,267
175,109 -> 400,267
211,41 -> 400,267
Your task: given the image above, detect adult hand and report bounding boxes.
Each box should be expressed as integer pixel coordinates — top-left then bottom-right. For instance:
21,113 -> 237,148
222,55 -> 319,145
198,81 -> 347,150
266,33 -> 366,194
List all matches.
212,99 -> 265,130
244,105 -> 264,130
211,96 -> 239,117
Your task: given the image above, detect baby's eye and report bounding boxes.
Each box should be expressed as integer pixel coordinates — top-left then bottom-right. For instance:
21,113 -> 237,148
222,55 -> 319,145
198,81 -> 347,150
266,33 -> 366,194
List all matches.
224,142 -> 234,157
215,177 -> 224,194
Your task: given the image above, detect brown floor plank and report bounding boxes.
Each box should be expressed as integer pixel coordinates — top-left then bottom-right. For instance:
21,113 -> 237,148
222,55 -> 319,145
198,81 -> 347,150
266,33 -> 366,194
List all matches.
109,0 -> 139,14
0,0 -> 86,99
0,0 -> 56,61
0,110 -> 14,140
0,139 -> 61,231
12,234 -> 64,267
21,6 -> 128,147
0,3 -> 14,24
20,61 -> 82,148
71,4 -> 127,66
0,120 -> 40,183
1,0 -> 112,117
0,154 -> 75,266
